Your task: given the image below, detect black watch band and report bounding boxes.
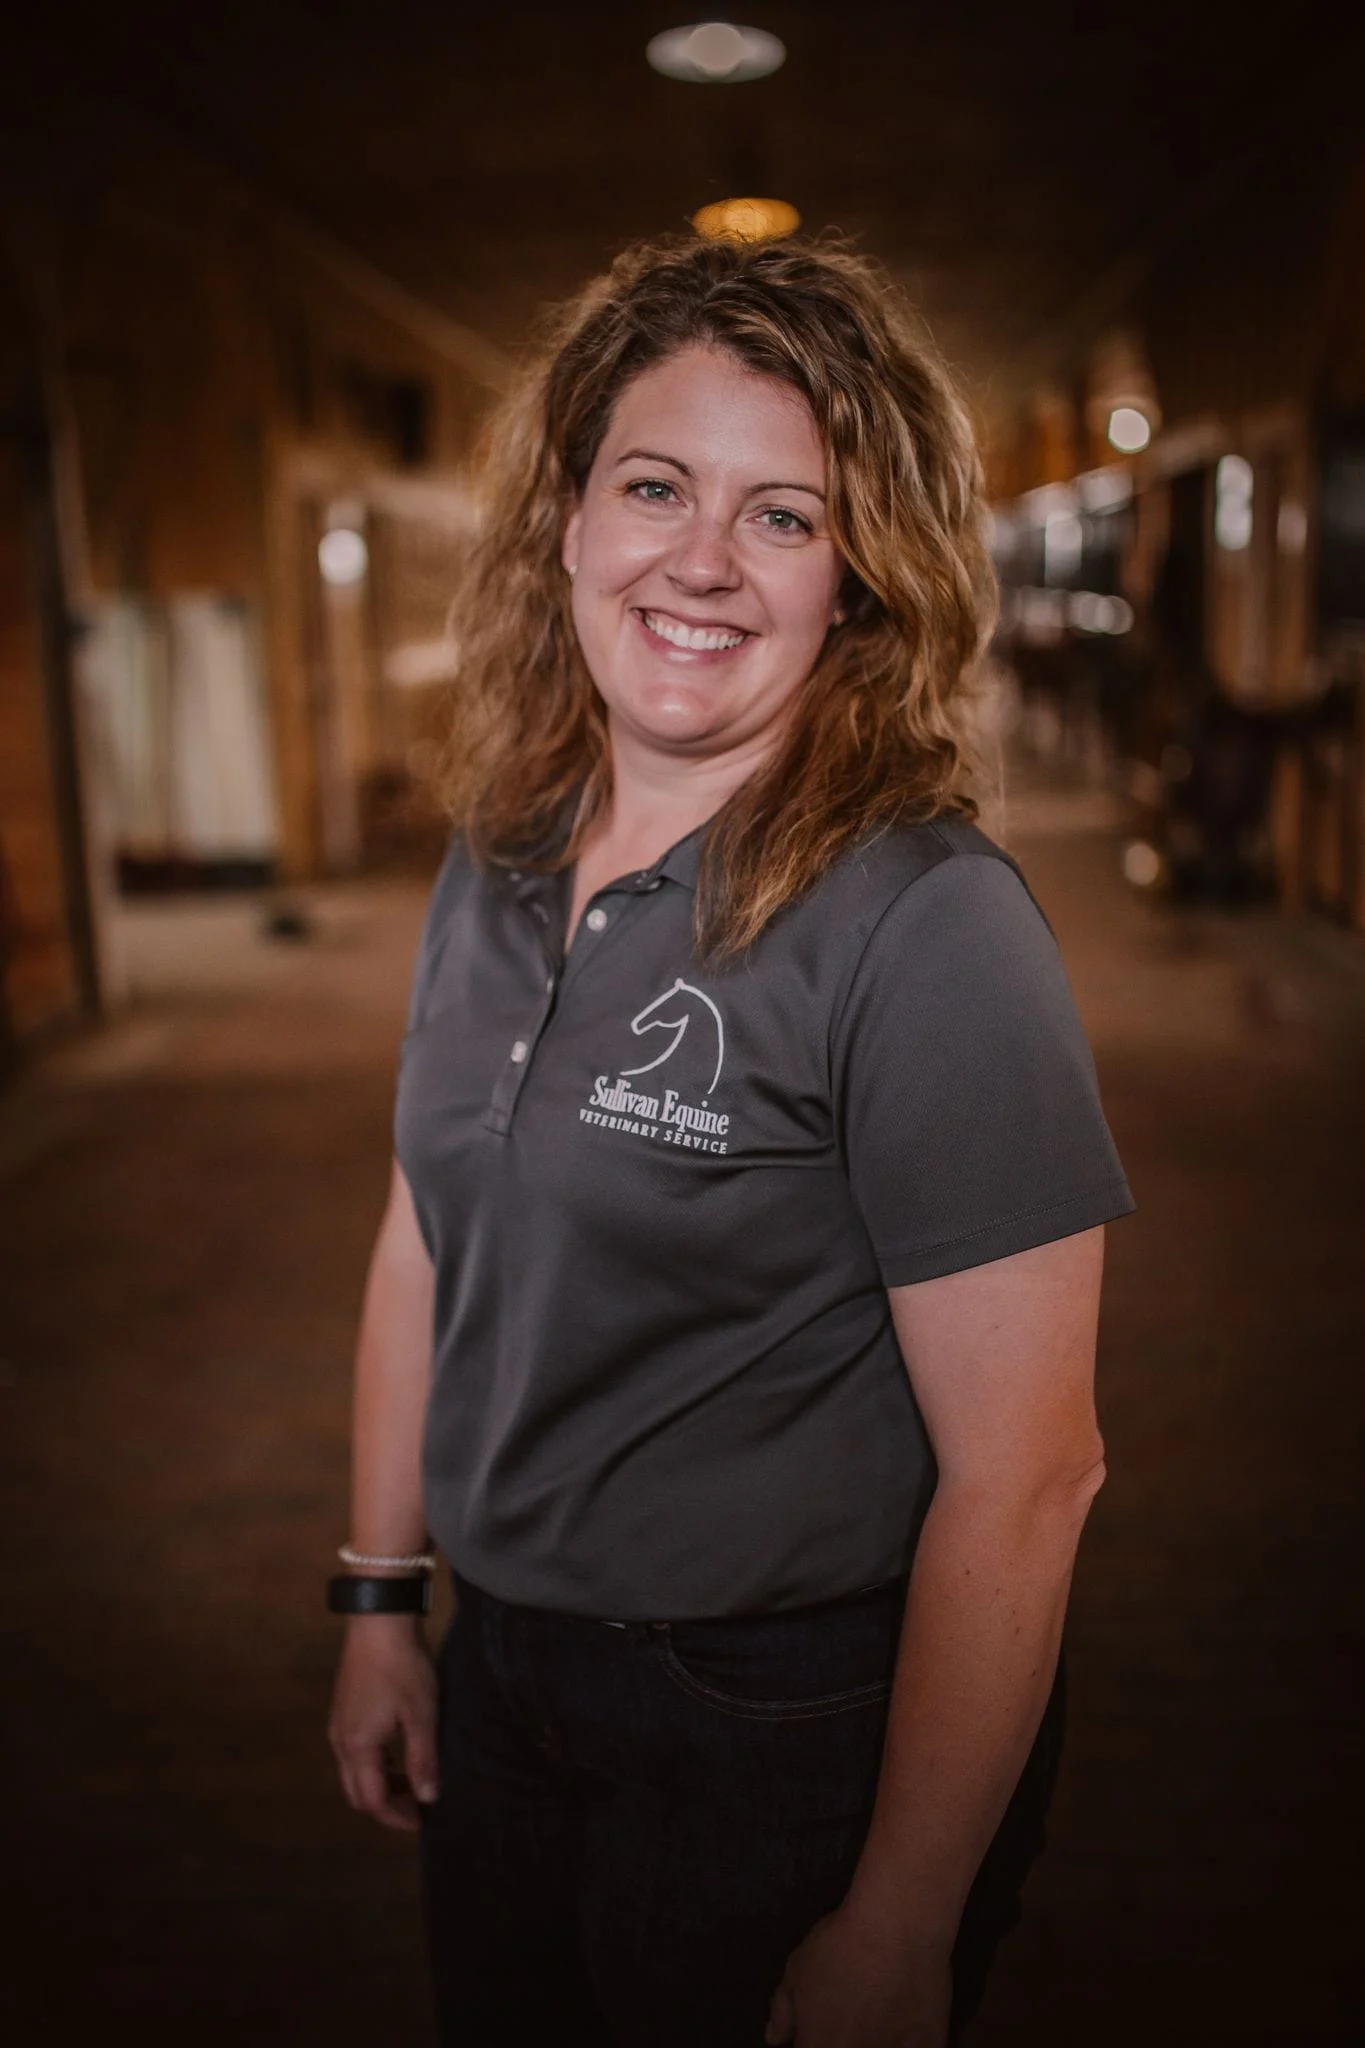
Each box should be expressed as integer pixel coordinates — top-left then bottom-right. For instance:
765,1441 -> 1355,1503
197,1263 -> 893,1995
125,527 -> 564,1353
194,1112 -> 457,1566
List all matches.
327,1573 -> 432,1616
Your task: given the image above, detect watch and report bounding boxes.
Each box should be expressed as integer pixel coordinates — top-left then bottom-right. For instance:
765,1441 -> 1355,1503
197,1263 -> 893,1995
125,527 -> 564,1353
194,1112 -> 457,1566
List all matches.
327,1573 -> 432,1616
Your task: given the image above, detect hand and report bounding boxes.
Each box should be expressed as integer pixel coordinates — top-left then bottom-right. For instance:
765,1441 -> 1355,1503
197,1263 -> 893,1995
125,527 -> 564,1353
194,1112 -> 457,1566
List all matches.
328,1615 -> 439,1832
764,1905 -> 952,2048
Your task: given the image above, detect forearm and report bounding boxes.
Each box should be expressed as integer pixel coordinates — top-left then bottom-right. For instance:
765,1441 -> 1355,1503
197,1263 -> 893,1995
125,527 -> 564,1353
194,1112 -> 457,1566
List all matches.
348,1172 -> 436,1564
329,1169 -> 442,1830
844,1466 -> 1101,1945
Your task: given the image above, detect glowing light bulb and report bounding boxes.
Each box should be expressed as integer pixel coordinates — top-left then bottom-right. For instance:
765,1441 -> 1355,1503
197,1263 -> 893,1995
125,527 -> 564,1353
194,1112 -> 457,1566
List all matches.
692,196 -> 800,243
1107,406 -> 1152,454
1215,455 -> 1253,551
686,22 -> 748,74
318,528 -> 368,587
1123,841 -> 1162,888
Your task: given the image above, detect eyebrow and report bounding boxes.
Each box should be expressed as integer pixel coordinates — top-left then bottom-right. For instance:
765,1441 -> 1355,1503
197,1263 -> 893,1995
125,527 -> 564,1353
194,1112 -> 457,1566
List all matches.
613,448 -> 826,502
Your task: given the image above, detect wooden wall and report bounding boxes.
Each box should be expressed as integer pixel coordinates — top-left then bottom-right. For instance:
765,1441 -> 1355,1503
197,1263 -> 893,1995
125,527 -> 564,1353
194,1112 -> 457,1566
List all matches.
0,435 -> 77,1052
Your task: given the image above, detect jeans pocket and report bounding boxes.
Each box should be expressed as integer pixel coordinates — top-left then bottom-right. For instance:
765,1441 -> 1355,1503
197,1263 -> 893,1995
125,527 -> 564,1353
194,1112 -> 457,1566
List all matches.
650,1592 -> 902,1722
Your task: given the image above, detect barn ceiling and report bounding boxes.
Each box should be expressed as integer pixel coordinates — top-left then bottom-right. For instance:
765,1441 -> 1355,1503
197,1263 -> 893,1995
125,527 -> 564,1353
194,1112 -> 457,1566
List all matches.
9,1 -> 1363,407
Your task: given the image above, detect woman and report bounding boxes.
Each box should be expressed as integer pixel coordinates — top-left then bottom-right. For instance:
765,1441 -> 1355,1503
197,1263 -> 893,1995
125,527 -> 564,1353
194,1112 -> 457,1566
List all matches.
327,234 -> 1133,2048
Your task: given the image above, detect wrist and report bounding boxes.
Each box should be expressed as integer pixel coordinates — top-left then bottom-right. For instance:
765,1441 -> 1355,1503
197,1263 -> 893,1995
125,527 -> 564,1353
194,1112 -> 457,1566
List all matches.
328,1572 -> 431,1617
840,1867 -> 961,1954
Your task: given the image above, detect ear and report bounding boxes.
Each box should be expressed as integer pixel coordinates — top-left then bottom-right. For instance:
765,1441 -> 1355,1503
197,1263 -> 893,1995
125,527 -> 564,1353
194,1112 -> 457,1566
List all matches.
561,501 -> 582,579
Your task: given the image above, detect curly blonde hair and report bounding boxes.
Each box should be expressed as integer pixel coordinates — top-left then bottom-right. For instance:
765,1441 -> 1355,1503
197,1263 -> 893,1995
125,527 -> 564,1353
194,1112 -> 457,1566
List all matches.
442,233 -> 995,959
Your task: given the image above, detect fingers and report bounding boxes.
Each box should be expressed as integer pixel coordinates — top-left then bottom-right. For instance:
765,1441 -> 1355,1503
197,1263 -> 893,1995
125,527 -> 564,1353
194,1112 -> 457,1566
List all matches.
328,1629 -> 439,1833
764,1978 -> 796,2044
333,1738 -> 424,1833
401,1705 -> 441,1809
329,1696 -> 439,1831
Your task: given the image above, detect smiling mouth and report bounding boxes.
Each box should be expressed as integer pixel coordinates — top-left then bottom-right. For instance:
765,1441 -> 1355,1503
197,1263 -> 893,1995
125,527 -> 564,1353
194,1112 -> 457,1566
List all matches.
638,609 -> 750,653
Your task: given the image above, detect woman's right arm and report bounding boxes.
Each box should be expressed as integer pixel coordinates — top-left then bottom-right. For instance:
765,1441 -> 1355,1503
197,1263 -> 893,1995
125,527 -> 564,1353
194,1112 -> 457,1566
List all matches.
327,1158 -> 441,1833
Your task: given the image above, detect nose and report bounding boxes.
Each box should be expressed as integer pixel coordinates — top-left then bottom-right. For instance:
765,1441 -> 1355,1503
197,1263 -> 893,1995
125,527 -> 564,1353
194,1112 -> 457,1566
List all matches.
666,513 -> 741,594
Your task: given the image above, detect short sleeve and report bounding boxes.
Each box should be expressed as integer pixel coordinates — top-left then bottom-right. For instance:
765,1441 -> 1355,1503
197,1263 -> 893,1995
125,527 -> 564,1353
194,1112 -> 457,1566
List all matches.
831,852 -> 1134,1286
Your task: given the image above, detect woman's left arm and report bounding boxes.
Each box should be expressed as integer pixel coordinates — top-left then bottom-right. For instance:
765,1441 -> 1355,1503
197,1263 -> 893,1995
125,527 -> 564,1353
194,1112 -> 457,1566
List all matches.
766,1225 -> 1107,2048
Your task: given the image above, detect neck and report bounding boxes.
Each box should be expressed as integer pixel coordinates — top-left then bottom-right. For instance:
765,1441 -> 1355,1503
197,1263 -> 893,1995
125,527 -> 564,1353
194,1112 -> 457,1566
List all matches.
592,719 -> 778,864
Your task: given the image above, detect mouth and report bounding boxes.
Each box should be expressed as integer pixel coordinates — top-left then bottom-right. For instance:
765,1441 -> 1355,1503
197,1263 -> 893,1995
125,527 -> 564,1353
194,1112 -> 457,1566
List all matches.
636,608 -> 751,654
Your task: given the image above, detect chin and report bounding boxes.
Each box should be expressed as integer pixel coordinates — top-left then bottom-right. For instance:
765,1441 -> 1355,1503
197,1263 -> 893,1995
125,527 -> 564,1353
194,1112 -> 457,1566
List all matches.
634,712 -> 725,753
621,682 -> 726,743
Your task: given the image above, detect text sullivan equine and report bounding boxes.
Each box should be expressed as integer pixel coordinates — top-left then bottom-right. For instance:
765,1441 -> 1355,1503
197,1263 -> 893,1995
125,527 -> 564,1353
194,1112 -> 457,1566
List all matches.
580,1075 -> 731,1153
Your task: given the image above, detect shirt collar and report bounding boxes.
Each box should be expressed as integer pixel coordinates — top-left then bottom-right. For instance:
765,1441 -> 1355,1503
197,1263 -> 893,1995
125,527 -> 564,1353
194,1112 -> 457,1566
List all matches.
653,823 -> 705,893
506,806 -> 709,897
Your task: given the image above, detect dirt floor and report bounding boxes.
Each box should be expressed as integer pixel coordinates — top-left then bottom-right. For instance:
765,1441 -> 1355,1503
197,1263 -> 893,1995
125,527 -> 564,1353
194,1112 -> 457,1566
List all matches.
2,775 -> 1362,2046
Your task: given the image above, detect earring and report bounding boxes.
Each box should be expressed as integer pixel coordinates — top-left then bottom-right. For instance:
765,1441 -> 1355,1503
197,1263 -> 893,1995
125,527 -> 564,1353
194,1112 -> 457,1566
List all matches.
566,563 -> 577,579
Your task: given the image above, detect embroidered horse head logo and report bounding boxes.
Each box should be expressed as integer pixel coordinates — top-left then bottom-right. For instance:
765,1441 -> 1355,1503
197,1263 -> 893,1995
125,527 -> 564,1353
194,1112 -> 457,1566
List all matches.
619,979 -> 725,1098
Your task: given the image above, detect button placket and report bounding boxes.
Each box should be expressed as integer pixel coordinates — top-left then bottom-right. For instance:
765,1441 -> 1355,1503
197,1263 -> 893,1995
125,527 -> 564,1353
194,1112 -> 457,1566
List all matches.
483,877 -> 564,1135
486,867 -> 674,1129
483,985 -> 557,1134
560,875 -> 665,994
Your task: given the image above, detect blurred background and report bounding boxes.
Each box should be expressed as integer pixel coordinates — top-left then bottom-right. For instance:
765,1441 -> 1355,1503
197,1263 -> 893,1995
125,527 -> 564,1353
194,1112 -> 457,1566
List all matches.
1,4 -> 1362,2042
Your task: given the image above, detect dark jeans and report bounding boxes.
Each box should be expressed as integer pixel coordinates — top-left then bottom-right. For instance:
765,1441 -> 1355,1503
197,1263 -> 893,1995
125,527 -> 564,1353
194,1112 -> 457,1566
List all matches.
422,1571 -> 1066,2048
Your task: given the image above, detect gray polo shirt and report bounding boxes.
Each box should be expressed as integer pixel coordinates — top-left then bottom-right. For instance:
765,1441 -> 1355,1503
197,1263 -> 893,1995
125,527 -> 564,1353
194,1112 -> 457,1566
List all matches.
394,814 -> 1133,1620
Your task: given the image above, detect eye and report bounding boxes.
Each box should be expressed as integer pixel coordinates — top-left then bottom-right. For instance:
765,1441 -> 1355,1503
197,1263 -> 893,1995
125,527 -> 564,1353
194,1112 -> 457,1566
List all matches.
757,506 -> 813,536
625,477 -> 678,504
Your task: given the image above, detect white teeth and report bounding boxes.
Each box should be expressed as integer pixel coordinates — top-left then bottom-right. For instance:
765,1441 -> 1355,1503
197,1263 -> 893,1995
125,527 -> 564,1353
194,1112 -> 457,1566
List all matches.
643,611 -> 745,652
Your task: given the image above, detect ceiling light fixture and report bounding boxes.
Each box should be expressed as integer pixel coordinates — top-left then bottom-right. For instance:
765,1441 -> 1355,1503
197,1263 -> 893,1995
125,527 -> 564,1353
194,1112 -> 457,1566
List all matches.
647,21 -> 786,84
692,196 -> 800,242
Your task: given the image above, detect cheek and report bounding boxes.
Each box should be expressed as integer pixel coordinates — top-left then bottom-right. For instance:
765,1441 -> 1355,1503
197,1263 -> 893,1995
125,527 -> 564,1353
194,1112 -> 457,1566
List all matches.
765,557 -> 842,645
579,506 -> 662,588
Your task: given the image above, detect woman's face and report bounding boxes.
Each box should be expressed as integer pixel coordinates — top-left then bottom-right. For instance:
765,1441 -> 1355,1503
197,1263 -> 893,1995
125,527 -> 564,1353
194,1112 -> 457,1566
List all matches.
562,345 -> 843,763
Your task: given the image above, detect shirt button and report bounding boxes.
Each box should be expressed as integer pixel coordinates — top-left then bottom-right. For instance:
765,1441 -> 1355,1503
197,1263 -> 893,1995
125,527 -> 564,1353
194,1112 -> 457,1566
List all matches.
585,907 -> 608,932
509,1039 -> 529,1064
545,975 -> 555,994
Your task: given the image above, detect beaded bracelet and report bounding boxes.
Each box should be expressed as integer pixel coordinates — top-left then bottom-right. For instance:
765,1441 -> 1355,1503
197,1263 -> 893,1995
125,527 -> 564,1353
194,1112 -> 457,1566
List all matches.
337,1542 -> 437,1573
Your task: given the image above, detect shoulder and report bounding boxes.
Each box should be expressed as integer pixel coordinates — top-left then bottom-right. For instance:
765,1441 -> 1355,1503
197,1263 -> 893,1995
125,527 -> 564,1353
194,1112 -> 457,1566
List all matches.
415,831 -> 482,937
407,833 -> 482,1016
821,816 -> 1077,1059
805,812 -> 1048,965
424,830 -> 479,908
